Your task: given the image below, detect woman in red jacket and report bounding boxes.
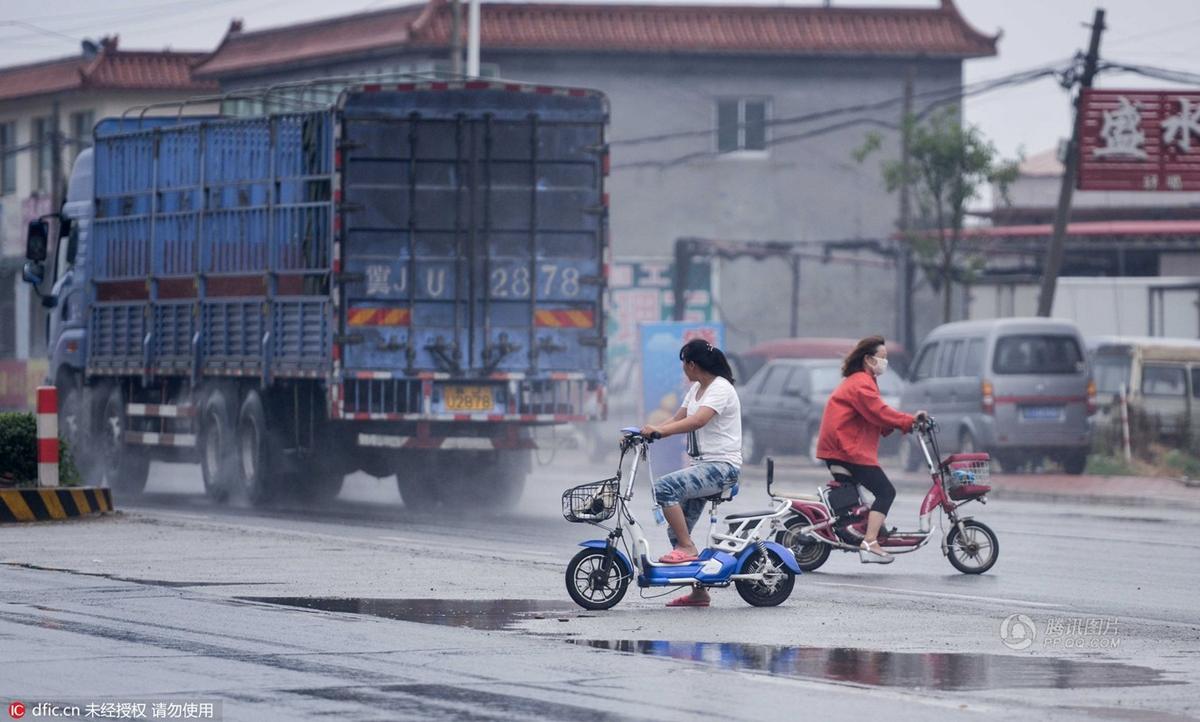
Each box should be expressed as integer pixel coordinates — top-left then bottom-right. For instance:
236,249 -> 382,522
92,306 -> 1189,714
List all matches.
816,336 -> 927,563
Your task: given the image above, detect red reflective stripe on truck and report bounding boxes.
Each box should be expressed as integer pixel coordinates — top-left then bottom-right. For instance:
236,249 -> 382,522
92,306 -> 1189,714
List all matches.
347,307 -> 411,326
534,309 -> 594,328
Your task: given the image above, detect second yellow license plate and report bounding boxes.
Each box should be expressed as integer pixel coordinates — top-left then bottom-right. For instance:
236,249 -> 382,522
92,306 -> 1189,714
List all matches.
444,385 -> 494,411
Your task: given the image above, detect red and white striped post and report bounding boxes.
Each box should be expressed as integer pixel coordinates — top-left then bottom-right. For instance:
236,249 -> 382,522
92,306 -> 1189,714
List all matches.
36,386 -> 59,487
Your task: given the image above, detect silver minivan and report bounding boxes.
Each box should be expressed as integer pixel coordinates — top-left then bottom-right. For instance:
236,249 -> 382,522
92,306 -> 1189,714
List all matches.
900,318 -> 1094,474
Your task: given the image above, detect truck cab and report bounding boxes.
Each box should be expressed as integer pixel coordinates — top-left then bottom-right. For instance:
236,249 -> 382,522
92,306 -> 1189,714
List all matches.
23,148 -> 93,449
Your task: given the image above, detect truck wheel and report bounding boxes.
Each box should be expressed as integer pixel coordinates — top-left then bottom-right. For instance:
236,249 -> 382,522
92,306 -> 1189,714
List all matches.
237,390 -> 282,506
58,379 -> 99,485
489,461 -> 528,511
293,455 -> 346,504
472,451 -> 529,512
198,388 -> 237,503
396,474 -> 441,511
99,386 -> 150,495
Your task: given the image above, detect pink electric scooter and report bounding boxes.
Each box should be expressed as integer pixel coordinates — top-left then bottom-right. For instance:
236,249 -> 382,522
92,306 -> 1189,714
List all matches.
771,417 -> 999,574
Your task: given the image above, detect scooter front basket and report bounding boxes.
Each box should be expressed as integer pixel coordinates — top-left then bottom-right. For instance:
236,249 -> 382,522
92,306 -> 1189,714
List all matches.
563,477 -> 620,523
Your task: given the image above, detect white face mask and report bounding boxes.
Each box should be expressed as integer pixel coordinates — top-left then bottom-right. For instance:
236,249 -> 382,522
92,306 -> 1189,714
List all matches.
870,355 -> 889,376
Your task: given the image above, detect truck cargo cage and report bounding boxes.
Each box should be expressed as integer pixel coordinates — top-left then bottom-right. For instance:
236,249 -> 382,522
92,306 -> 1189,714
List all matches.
88,110 -> 336,380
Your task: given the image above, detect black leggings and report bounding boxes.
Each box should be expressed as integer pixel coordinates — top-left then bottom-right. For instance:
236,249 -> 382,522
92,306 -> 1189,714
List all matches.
826,460 -> 896,515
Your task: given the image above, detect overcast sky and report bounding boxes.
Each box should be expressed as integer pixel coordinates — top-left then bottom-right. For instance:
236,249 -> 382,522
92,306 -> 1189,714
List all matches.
0,0 -> 1196,160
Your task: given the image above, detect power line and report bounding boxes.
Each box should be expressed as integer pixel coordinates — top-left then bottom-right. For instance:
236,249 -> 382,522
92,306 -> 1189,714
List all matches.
610,59 -> 1073,150
0,21 -> 81,43
612,64 -> 1066,172
1099,60 -> 1200,87
1102,15 -> 1200,49
0,0 -> 245,44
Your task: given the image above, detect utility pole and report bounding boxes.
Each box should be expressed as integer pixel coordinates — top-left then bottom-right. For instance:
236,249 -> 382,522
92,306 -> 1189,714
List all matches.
1037,8 -> 1105,317
467,0 -> 481,77
50,97 -> 63,225
789,254 -> 800,337
450,0 -> 463,76
896,69 -> 914,350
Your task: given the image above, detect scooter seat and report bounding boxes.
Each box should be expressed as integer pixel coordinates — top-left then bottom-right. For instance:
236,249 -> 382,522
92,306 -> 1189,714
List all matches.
723,509 -> 777,520
949,483 -> 991,500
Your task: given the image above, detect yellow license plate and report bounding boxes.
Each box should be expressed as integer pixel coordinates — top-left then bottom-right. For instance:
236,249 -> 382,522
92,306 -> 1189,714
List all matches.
444,386 -> 494,411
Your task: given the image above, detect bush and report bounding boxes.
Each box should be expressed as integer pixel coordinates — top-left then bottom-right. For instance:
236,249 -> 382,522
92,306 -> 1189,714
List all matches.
1161,449 -> 1200,479
0,411 -> 81,486
1084,454 -> 1134,477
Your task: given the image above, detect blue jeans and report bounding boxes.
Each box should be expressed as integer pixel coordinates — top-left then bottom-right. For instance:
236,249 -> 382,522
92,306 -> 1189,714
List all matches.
653,461 -> 740,547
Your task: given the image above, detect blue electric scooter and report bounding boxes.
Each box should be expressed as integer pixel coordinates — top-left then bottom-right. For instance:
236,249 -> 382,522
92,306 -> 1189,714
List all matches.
562,427 -> 800,610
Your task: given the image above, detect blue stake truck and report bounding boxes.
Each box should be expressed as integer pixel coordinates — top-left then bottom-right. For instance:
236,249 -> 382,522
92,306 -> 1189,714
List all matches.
22,81 -> 609,508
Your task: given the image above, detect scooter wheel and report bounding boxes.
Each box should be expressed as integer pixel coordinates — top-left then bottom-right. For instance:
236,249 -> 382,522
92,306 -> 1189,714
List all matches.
566,548 -> 631,610
735,549 -> 795,607
777,514 -> 832,572
945,520 -> 999,574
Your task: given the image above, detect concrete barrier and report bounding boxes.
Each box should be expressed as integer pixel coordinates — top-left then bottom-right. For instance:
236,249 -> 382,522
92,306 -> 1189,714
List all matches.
0,487 -> 114,522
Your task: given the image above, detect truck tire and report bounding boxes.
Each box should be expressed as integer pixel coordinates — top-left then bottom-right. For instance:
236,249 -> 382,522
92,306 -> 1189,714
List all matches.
396,475 -> 441,511
394,451 -> 467,511
99,386 -> 150,495
58,378 -> 99,485
293,453 -> 346,504
455,451 -> 528,512
198,387 -> 237,503
237,390 -> 282,506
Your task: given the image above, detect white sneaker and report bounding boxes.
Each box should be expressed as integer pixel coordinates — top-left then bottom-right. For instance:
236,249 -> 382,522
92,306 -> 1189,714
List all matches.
860,540 -> 894,564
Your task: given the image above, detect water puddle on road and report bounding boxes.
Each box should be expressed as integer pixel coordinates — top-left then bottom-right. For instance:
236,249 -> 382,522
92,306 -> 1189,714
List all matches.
569,640 -> 1176,691
242,597 -> 578,630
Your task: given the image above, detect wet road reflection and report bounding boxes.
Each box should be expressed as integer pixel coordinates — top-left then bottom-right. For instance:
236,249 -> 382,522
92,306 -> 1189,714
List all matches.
243,597 -> 576,630
570,640 -> 1175,691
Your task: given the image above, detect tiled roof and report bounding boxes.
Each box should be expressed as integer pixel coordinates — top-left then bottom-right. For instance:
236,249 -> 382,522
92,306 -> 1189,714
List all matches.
195,0 -> 997,78
0,37 -> 216,103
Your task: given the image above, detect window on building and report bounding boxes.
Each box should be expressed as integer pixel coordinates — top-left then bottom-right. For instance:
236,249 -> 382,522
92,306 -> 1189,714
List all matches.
0,122 -> 15,195
32,116 -> 53,192
716,98 -> 769,154
69,110 -> 95,161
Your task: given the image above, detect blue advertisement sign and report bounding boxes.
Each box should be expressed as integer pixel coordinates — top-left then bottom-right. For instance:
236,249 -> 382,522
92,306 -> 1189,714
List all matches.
638,321 -> 725,475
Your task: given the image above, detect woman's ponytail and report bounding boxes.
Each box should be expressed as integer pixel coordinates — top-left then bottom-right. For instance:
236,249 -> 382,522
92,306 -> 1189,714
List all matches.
679,339 -> 736,385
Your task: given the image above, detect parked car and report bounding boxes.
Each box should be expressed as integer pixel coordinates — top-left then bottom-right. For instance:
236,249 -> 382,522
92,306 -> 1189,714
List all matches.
899,318 -> 1095,474
740,358 -> 906,466
1087,336 -> 1200,446
730,337 -> 910,387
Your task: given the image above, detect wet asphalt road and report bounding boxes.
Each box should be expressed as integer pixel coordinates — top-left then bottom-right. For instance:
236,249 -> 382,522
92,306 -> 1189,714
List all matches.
1,456 -> 1198,721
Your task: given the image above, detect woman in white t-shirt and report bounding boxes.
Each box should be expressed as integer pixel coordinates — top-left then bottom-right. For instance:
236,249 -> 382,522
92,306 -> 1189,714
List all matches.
640,339 -> 742,607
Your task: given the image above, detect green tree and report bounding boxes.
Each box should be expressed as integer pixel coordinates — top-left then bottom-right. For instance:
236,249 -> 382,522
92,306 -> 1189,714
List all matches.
856,106 -> 1018,322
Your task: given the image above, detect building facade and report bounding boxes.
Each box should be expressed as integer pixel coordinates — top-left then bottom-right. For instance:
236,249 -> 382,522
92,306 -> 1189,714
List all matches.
0,36 -> 217,361
192,0 -> 998,353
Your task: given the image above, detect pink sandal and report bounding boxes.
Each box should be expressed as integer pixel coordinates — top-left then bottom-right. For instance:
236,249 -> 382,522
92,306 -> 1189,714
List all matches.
658,548 -> 699,564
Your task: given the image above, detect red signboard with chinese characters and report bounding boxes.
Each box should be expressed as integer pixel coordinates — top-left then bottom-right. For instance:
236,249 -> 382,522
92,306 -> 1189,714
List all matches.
1078,89 -> 1200,191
